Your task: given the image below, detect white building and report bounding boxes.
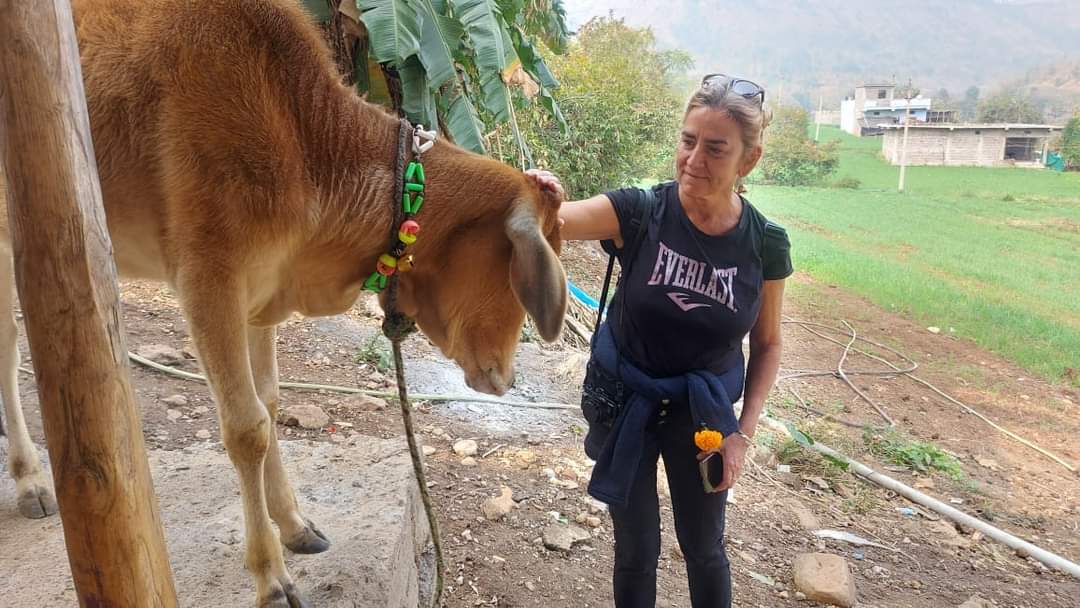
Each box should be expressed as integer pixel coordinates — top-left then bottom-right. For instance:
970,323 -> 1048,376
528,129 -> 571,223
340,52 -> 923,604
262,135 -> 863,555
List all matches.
841,84 -> 933,137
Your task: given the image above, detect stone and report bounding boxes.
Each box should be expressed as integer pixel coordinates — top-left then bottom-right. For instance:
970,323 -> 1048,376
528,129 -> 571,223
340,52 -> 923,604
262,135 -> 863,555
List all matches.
161,394 -> 189,407
195,429 -> 212,440
453,439 -> 478,457
481,487 -> 516,521
585,516 -> 602,528
930,520 -> 970,548
167,409 -> 183,421
795,592 -> 806,601
281,404 -> 330,430
516,449 -> 538,466
421,446 -> 437,457
787,500 -> 821,530
959,595 -> 996,608
460,457 -> 477,467
135,344 -> 187,366
542,524 -> 591,552
344,394 -> 388,412
793,553 -> 857,608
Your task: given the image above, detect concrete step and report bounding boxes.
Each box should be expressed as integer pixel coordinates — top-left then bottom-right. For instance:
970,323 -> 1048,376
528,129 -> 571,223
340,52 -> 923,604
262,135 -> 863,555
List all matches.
0,436 -> 434,607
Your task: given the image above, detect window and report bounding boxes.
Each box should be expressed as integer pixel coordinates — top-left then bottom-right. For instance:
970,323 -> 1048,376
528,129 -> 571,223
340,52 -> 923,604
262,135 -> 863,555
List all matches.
1004,137 -> 1039,162
877,89 -> 887,99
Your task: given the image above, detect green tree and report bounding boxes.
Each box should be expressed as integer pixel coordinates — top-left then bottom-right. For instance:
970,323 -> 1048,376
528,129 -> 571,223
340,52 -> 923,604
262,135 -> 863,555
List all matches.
501,17 -> 689,197
976,91 -> 1044,124
754,105 -> 838,186
1062,112 -> 1080,168
302,0 -> 570,157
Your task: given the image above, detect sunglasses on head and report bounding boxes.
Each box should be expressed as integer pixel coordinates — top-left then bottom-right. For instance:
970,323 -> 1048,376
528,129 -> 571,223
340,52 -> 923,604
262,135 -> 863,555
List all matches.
701,73 -> 766,106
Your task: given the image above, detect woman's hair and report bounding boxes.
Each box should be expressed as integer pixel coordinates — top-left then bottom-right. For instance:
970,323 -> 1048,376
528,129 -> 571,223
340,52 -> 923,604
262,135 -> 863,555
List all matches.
684,81 -> 772,155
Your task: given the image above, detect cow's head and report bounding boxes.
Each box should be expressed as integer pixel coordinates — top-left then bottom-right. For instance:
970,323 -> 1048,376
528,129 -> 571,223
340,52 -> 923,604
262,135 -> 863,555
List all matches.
390,171 -> 566,395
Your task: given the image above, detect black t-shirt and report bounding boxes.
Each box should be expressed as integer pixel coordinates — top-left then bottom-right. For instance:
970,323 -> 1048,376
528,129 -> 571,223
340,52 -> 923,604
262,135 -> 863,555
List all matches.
602,181 -> 793,377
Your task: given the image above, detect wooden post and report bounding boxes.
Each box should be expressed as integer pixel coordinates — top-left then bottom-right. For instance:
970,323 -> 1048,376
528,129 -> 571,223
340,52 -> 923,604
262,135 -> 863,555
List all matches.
898,89 -> 913,193
0,2 -> 178,606
814,95 -> 824,142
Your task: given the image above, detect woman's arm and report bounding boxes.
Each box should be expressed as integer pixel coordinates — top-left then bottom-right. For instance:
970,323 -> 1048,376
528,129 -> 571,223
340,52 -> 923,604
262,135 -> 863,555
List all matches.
525,169 -> 621,244
718,278 -> 786,490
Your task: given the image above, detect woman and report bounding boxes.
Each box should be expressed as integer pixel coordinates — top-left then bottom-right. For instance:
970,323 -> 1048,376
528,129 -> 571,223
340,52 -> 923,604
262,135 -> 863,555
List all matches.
527,74 -> 791,607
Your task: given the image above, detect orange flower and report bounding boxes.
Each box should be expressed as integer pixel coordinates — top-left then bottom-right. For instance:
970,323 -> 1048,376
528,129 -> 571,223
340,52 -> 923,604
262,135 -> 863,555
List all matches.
694,429 -> 724,452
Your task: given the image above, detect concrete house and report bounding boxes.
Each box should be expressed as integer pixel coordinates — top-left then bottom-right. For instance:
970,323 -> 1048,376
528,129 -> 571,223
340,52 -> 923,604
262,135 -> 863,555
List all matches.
841,84 -> 933,136
881,124 -> 1061,168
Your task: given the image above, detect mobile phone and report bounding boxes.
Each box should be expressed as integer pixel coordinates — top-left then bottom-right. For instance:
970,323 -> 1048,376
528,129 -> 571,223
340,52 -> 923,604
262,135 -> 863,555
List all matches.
698,452 -> 725,493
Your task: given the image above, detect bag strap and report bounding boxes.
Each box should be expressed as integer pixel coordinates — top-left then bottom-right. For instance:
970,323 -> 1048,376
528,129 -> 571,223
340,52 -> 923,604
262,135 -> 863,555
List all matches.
594,186 -> 658,328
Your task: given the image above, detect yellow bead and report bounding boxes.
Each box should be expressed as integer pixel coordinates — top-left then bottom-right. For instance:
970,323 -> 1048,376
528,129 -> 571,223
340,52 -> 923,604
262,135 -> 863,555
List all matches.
398,231 -> 417,245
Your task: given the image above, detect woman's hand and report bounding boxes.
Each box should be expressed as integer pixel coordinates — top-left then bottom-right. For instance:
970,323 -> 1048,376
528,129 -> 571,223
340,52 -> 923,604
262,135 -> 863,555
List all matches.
525,168 -> 566,204
718,432 -> 751,491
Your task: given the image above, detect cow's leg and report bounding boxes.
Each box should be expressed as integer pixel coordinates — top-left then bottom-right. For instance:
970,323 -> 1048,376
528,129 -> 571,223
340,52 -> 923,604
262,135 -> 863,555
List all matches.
177,271 -> 308,608
246,324 -> 329,554
0,244 -> 57,519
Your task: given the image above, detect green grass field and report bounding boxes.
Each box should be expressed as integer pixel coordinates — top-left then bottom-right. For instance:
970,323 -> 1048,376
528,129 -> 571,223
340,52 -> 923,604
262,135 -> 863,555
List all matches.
749,126 -> 1080,386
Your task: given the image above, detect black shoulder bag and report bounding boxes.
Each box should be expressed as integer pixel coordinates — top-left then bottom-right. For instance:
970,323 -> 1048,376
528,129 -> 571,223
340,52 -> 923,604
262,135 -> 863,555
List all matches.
580,186 -> 658,431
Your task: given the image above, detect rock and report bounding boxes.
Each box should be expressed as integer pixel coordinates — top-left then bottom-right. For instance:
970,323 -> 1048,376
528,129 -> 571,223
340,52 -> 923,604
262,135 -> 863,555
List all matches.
787,500 -> 821,530
737,550 -> 757,564
542,524 -> 590,552
344,394 -> 388,412
575,512 -> 588,524
194,405 -> 210,415
281,404 -> 330,429
195,429 -> 212,440
793,553 -> 857,608
795,592 -> 806,601
516,449 -> 538,466
453,439 -> 478,457
161,394 -> 188,407
927,326 -> 941,334
913,477 -> 935,490
135,344 -> 187,366
460,457 -> 477,467
481,487 -> 516,521
930,520 -> 970,548
422,446 -> 437,457
751,444 -> 779,468
167,409 -> 183,421
959,595 -> 996,608
778,591 -> 790,599
585,516 -> 602,528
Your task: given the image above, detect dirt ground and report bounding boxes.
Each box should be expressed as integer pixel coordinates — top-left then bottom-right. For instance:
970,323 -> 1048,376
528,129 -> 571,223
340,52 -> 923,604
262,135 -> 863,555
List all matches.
2,240 -> 1078,608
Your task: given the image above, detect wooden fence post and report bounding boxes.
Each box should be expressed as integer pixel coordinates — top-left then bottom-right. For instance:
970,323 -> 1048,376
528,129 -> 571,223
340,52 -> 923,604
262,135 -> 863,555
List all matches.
0,1 -> 178,606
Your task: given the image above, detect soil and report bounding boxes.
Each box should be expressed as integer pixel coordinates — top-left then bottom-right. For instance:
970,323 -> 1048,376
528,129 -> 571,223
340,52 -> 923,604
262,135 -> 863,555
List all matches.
2,240 -> 1078,608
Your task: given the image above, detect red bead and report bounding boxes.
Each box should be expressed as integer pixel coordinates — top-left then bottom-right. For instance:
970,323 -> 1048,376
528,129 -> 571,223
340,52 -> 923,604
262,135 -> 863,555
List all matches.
400,220 -> 420,236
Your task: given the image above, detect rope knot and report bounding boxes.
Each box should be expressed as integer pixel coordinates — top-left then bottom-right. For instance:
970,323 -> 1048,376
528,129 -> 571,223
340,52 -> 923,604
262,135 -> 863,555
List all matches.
382,311 -> 417,343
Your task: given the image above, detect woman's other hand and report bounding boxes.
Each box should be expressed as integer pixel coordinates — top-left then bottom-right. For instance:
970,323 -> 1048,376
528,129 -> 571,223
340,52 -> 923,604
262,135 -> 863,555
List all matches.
525,168 -> 566,204
718,432 -> 751,491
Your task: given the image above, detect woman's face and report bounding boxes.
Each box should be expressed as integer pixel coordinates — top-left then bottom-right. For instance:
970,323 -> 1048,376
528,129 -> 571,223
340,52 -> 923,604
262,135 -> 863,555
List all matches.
676,107 -> 761,200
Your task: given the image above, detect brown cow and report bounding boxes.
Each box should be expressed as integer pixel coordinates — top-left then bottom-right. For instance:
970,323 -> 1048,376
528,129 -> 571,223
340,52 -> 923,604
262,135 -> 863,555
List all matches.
0,0 -> 566,605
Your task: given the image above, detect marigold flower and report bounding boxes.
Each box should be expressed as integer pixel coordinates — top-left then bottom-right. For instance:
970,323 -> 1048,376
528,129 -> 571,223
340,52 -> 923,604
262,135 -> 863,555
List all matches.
694,428 -> 723,452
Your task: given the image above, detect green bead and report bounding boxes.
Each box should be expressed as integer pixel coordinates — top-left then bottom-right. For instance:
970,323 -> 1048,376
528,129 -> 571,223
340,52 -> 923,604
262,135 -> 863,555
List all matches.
410,194 -> 424,214
414,163 -> 425,184
363,272 -> 386,293
405,182 -> 425,192
402,192 -> 412,213
405,161 -> 420,182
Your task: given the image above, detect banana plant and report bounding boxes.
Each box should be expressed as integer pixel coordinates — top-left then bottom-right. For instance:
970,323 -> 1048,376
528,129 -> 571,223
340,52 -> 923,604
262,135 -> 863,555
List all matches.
302,0 -> 569,161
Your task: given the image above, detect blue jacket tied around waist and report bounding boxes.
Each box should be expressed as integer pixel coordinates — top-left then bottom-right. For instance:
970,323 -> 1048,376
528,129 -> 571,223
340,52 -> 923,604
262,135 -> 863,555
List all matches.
586,323 -> 745,508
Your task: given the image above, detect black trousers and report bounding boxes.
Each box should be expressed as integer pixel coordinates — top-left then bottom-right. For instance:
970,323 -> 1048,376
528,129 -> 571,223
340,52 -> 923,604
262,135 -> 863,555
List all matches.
603,401 -> 732,608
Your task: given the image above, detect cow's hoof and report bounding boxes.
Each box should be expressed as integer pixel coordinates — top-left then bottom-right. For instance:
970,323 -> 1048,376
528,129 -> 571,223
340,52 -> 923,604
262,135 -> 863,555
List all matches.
260,584 -> 310,608
283,518 -> 330,554
18,484 -> 58,519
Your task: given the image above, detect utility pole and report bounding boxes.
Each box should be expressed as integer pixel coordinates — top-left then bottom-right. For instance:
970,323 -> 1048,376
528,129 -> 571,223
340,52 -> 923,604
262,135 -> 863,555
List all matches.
898,80 -> 914,193
814,94 -> 824,141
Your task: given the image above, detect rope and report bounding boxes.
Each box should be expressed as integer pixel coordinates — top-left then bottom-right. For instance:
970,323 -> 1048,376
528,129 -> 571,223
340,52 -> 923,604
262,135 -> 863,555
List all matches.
384,119 -> 444,607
